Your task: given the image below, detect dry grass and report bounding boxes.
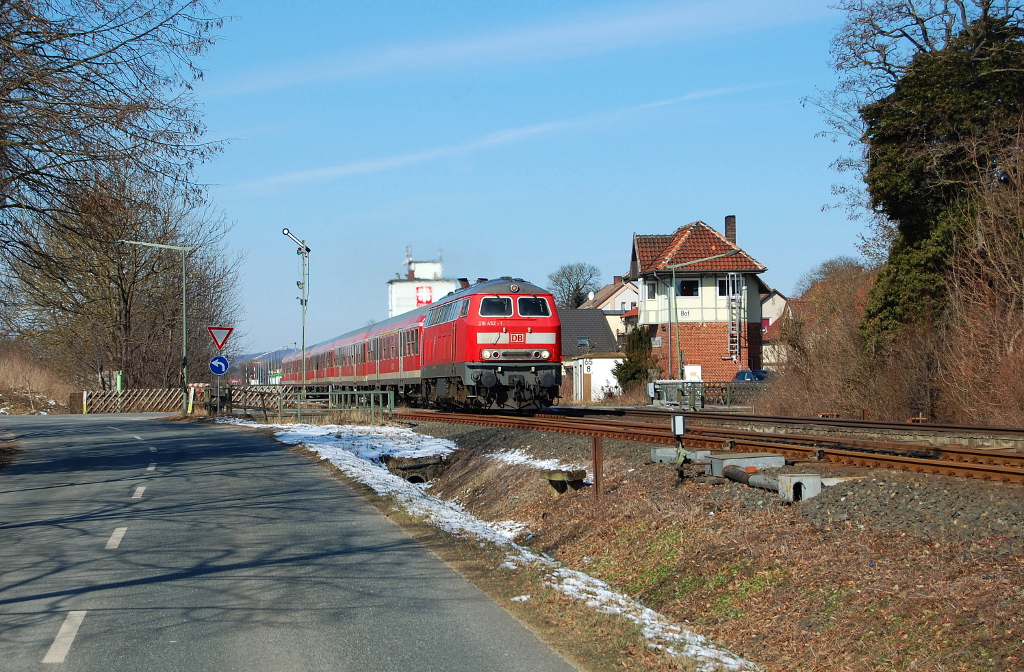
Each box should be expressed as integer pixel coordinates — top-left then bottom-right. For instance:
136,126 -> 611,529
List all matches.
424,428 -> 1024,672
556,381 -> 650,407
0,341 -> 72,413
0,438 -> 22,472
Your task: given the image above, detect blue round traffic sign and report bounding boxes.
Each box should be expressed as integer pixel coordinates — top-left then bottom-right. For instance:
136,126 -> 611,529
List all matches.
210,356 -> 229,376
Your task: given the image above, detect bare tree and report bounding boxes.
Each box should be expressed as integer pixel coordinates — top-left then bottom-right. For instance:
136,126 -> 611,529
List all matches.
817,1 -> 1022,142
3,167 -> 242,387
807,0 -> 1024,244
0,0 -> 225,240
547,262 -> 602,309
938,120 -> 1024,423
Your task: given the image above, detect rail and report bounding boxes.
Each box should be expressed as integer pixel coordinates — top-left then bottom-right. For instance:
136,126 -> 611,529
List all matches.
394,410 -> 1024,483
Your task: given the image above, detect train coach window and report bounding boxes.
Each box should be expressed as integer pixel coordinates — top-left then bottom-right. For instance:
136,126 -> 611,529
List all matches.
518,297 -> 549,316
459,299 -> 469,318
480,296 -> 512,316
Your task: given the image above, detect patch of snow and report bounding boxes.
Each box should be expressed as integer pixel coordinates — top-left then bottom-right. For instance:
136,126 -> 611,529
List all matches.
550,568 -> 760,670
491,520 -> 530,540
511,595 -> 531,602
489,448 -> 582,471
219,418 -> 761,671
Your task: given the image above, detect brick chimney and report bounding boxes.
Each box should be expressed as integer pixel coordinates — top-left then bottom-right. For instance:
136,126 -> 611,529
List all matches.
613,275 -> 622,285
725,215 -> 736,245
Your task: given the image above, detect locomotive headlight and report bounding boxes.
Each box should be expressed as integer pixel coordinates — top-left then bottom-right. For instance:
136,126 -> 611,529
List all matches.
541,349 -> 551,359
482,350 -> 492,359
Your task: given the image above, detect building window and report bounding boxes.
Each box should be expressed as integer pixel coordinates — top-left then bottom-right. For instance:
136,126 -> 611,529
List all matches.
678,279 -> 699,297
646,282 -> 657,300
718,276 -> 741,297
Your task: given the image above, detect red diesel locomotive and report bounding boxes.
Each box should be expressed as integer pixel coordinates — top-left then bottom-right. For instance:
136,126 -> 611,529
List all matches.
280,277 -> 562,410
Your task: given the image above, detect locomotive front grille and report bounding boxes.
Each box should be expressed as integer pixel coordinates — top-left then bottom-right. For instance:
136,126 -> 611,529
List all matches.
498,349 -> 547,360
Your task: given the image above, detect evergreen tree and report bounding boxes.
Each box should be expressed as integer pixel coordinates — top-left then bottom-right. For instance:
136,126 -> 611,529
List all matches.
859,17 -> 1024,344
613,327 -> 659,389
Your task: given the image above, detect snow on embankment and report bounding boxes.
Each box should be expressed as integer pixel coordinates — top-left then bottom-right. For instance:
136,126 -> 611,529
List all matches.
219,418 -> 761,672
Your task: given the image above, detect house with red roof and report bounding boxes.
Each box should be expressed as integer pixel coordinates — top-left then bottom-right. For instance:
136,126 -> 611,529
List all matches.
578,275 -> 639,349
628,216 -> 768,382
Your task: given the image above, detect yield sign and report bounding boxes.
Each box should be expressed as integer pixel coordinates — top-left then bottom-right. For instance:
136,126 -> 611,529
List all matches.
207,326 -> 234,350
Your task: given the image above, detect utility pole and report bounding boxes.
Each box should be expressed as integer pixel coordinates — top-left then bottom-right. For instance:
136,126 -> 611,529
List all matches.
116,240 -> 194,414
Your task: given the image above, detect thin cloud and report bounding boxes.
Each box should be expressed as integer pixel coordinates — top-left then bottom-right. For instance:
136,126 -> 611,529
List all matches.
231,84 -> 769,193
216,0 -> 828,95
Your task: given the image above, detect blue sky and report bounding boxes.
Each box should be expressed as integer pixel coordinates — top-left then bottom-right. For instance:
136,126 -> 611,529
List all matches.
192,0 -> 862,353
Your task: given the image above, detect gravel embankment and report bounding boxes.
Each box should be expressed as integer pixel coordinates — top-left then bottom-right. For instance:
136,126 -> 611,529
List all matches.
411,420 -> 1024,542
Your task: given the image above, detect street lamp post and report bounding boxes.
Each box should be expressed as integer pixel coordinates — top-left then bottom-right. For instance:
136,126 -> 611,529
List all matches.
282,228 -> 311,421
116,240 -> 194,415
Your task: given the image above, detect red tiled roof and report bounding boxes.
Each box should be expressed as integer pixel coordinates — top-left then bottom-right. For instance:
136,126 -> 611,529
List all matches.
763,318 -> 785,341
632,221 -> 766,274
623,307 -> 639,318
633,234 -> 673,272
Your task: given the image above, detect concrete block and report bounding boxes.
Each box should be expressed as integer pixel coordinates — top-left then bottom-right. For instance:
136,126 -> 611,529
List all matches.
689,450 -> 713,463
651,447 -> 678,463
778,473 -> 822,502
707,452 -> 786,477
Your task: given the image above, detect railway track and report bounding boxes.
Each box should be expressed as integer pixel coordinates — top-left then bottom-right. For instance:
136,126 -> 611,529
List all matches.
394,409 -> 1024,483
545,405 -> 1024,445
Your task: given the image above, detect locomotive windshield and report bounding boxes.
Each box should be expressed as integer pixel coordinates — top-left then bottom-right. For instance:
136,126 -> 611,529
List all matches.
479,296 -> 513,316
517,297 -> 550,316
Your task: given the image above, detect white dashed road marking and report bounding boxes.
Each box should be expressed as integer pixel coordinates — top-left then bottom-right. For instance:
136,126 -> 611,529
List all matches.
149,447 -> 157,453
131,486 -> 146,499
42,611 -> 86,663
105,527 -> 128,549
147,463 -> 156,471
132,435 -> 143,440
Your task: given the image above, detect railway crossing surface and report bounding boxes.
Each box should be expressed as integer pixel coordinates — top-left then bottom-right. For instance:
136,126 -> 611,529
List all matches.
0,414 -> 577,671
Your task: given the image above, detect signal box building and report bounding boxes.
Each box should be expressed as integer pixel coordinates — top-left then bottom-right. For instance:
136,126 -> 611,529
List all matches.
629,216 -> 767,382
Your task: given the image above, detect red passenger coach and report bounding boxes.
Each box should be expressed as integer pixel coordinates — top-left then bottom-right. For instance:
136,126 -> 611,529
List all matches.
281,277 -> 562,410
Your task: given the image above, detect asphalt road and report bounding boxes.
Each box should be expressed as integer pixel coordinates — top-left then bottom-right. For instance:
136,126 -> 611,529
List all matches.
0,414 -> 578,671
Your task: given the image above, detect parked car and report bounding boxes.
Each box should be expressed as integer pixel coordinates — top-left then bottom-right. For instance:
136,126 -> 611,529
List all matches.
731,369 -> 774,382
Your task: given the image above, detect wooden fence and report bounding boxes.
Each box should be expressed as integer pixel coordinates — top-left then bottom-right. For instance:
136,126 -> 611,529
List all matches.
72,389 -> 184,414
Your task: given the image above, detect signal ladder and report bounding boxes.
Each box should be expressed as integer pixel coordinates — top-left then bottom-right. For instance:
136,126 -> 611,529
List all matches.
723,272 -> 742,361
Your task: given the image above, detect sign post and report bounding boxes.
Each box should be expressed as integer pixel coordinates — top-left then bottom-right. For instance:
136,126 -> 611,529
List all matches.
210,356 -> 229,415
207,328 -> 233,416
